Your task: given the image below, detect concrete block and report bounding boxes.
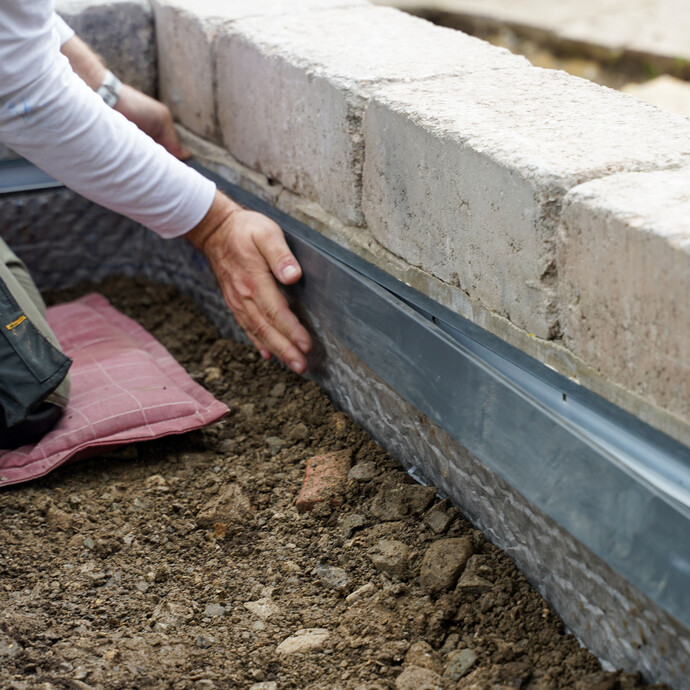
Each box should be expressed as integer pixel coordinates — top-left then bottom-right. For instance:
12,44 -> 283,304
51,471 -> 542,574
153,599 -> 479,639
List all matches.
558,168 -> 690,425
362,68 -> 690,338
56,0 -> 156,95
216,6 -> 524,225
152,0 -> 367,141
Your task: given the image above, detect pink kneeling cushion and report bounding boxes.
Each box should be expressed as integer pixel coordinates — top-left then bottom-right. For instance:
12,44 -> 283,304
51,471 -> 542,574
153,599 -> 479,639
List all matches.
0,294 -> 228,487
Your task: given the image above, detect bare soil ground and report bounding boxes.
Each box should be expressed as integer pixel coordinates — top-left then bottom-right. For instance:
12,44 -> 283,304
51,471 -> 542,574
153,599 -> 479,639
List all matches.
0,277 -> 668,689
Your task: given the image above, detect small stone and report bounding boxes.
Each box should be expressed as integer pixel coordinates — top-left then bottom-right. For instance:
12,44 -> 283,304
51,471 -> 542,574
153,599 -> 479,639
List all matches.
244,597 -> 281,621
395,665 -> 443,690
420,538 -> 474,596
135,580 -> 149,593
266,437 -> 286,455
286,422 -> 309,442
203,367 -> 222,384
443,648 -> 477,681
440,633 -> 460,654
276,628 -> 330,655
347,461 -> 377,482
196,484 -> 252,527
102,649 -> 119,662
204,603 -> 226,618
270,382 -> 286,398
0,635 -> 22,658
281,560 -> 302,575
405,641 -> 440,672
239,402 -> 255,417
370,474 -> 436,521
370,540 -> 409,580
144,474 -> 169,493
123,534 -> 135,546
214,523 -> 227,540
375,640 -> 409,663
342,513 -> 367,538
456,555 -> 494,594
423,503 -> 453,535
83,536 -> 95,550
196,635 -> 214,649
45,504 -> 72,531
250,683 -> 277,690
313,563 -> 349,592
296,451 -> 352,513
251,620 -> 266,631
67,534 -> 83,548
346,582 -> 376,605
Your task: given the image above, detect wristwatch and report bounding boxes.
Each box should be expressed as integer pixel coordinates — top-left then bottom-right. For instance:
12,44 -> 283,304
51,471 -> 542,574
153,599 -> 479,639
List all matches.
97,70 -> 122,108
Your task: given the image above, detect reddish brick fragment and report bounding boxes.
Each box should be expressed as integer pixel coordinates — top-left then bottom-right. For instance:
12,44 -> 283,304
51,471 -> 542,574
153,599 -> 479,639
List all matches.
296,450 -> 352,513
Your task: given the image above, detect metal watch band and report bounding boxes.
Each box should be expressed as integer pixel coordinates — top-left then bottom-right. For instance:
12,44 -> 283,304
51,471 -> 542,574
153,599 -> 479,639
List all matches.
96,70 -> 122,108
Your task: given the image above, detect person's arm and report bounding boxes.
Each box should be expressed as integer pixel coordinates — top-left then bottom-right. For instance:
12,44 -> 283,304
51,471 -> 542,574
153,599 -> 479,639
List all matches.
56,33 -> 311,370
59,33 -> 189,160
0,2 -> 311,372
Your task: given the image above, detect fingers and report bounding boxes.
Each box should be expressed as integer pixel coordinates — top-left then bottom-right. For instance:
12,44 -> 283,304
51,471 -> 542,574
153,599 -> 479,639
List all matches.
196,204 -> 313,372
224,273 -> 310,374
252,223 -> 303,286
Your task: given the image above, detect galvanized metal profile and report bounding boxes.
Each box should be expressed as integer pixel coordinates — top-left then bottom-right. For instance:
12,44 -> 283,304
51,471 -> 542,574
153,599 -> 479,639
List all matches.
189,162 -> 690,632
2,158 -> 689,634
0,159 -> 64,195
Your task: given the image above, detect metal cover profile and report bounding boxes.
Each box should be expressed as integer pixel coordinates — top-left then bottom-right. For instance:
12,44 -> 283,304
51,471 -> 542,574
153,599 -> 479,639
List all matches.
189,161 -> 690,632
0,159 -> 63,195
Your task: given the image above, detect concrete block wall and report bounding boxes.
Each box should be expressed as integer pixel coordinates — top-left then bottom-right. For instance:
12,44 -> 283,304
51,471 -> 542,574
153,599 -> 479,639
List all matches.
148,0 -> 690,445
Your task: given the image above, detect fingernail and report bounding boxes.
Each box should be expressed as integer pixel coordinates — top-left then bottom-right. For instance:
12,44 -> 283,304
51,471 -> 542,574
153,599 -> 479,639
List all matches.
297,340 -> 310,354
289,360 -> 304,374
282,264 -> 299,281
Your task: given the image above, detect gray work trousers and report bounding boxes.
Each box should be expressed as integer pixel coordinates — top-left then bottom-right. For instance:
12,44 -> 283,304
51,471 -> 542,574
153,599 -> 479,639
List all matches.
0,237 -> 71,410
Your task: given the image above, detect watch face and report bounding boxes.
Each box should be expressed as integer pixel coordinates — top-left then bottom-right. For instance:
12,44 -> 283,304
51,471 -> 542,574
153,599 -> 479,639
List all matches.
97,72 -> 122,108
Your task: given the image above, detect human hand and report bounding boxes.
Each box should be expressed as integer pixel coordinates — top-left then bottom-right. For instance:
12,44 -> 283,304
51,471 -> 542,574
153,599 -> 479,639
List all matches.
115,85 -> 190,160
186,192 -> 312,373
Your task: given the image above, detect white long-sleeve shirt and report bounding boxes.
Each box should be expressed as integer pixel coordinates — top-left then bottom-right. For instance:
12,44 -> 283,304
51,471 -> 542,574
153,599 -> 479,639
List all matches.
0,1 -> 216,238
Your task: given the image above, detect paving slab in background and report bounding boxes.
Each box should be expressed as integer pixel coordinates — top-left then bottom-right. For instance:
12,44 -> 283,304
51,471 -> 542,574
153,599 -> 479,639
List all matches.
152,0 -> 367,142
56,0 -> 156,95
558,168 -> 690,425
375,0 -> 690,64
216,6 -> 525,226
363,67 -> 690,340
623,76 -> 690,119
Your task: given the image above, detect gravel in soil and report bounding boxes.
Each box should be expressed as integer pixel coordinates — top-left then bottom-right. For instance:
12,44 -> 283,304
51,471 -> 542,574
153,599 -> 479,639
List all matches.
0,276 -> 668,690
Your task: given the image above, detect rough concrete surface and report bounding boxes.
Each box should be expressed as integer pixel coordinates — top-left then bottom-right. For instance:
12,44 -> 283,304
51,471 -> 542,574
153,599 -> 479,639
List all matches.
56,0 -> 156,95
152,0 -> 365,142
362,66 -> 690,339
559,167 -> 690,425
216,6 -> 525,226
